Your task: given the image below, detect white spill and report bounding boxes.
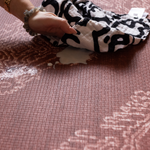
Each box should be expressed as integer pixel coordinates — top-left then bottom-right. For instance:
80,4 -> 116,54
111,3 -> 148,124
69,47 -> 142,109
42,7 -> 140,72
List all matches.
55,61 -> 59,65
56,46 -> 93,65
53,61 -> 60,69
47,63 -> 53,67
0,66 -> 38,80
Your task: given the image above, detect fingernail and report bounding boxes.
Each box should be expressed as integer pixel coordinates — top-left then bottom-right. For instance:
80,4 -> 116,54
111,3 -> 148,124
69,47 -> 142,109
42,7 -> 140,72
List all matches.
70,27 -> 77,34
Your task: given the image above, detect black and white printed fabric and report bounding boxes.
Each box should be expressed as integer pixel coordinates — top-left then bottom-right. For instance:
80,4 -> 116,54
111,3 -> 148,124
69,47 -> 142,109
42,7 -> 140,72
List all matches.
42,0 -> 150,52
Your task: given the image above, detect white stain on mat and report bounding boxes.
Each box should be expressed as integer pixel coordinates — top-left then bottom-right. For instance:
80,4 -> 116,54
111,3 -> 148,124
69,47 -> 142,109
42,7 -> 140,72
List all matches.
0,66 -> 38,80
56,46 -> 93,65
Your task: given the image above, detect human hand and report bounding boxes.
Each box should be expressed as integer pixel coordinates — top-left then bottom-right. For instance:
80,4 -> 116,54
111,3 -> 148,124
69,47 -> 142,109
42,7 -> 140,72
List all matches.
28,11 -> 77,38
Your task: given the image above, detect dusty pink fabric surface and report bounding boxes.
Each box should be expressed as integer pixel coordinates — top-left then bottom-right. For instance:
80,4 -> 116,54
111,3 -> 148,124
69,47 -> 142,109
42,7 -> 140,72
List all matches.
0,0 -> 150,149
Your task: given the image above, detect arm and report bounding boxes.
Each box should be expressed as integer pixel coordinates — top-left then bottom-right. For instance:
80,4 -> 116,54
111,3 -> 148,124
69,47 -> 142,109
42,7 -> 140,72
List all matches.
0,0 -> 35,22
0,0 -> 77,37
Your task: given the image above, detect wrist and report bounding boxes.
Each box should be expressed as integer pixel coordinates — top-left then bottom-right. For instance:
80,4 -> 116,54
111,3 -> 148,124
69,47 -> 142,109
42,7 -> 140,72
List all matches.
23,6 -> 46,36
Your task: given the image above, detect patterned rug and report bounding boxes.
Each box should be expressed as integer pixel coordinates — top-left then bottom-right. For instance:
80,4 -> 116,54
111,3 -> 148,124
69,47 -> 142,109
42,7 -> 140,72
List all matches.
0,0 -> 150,149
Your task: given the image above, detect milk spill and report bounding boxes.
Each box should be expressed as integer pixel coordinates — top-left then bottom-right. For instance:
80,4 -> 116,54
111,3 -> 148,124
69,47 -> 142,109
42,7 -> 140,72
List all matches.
56,46 -> 93,65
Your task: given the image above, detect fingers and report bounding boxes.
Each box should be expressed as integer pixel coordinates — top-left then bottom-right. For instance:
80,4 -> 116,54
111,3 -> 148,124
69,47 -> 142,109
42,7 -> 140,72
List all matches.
30,12 -> 77,37
56,18 -> 77,34
68,26 -> 77,34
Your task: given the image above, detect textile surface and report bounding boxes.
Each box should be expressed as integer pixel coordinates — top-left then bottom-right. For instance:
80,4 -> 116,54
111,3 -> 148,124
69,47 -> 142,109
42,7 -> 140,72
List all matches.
0,0 -> 150,150
42,0 -> 150,52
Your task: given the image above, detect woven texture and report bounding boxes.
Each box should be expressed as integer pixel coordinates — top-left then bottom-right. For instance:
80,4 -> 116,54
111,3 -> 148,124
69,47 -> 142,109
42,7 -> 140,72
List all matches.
0,0 -> 150,150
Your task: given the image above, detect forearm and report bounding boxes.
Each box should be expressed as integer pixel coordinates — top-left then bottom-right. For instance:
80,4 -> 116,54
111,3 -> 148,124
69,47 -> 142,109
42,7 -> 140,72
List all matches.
0,0 -> 77,37
0,0 -> 34,22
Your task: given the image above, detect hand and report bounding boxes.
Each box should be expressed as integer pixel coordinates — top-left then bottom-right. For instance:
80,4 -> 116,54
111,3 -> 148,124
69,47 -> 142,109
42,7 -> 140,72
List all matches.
28,11 -> 77,38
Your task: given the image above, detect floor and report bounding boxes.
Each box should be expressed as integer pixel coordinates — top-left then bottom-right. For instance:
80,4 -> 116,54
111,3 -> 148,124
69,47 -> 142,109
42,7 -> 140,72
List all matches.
0,0 -> 150,149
